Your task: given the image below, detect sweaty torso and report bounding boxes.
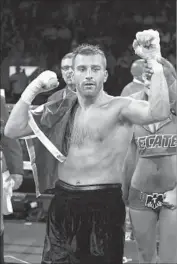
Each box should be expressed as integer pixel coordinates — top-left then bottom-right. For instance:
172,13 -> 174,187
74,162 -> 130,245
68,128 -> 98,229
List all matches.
58,96 -> 132,186
131,115 -> 177,193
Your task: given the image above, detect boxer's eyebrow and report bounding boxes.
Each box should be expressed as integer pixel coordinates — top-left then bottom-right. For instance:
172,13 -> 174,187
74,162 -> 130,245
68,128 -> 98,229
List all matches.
61,65 -> 71,70
77,64 -> 101,68
91,65 -> 101,69
77,65 -> 86,70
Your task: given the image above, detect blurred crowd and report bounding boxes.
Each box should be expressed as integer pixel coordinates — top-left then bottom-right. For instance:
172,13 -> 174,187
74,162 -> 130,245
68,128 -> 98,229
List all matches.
2,0 -> 176,103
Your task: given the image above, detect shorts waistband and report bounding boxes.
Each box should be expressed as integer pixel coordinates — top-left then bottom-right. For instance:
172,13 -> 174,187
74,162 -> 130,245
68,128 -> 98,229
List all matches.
55,180 -> 122,192
129,186 -> 166,202
130,184 -> 177,199
129,185 -> 177,211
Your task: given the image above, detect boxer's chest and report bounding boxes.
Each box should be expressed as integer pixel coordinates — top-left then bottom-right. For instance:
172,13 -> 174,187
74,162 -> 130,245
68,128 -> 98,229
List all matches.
71,106 -> 115,144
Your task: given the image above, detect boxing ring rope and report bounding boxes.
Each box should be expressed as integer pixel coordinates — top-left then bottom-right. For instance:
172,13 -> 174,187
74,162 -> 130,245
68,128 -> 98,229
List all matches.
1,89 -> 54,210
0,89 -> 40,233
0,89 -> 40,264
0,89 -> 6,237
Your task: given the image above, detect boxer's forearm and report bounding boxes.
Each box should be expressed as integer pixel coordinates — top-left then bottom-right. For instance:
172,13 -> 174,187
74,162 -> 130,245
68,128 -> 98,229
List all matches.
148,63 -> 170,121
4,99 -> 33,139
158,57 -> 177,113
2,134 -> 23,174
5,70 -> 58,139
5,76 -> 42,138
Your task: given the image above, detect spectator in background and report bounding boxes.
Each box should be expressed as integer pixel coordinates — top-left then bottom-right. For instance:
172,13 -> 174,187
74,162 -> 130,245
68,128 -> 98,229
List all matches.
143,15 -> 155,25
168,52 -> 176,68
10,66 -> 28,102
106,48 -> 117,76
156,10 -> 168,24
121,59 -> 145,96
0,94 -> 24,264
115,49 -> 133,91
48,52 -> 75,102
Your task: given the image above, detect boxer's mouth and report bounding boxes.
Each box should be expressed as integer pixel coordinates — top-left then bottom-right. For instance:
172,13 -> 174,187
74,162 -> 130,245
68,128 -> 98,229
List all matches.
84,82 -> 95,86
67,75 -> 72,79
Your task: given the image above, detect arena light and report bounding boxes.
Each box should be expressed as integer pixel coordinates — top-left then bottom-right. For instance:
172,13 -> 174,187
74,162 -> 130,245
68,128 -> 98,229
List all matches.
9,66 -> 38,77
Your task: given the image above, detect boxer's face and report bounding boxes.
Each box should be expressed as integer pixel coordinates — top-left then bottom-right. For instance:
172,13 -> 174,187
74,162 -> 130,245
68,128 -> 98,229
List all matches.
73,54 -> 108,98
61,58 -> 74,85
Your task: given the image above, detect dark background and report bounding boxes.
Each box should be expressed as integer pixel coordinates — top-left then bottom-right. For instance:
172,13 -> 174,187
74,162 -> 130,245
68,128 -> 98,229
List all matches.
1,0 -> 176,104
1,0 -> 176,194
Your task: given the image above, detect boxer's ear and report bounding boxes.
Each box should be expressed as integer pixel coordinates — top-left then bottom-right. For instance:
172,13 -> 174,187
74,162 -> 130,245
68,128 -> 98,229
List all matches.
104,70 -> 108,83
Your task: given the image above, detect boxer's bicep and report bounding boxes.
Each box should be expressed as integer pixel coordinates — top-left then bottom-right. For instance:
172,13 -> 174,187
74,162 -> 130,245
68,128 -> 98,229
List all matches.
5,123 -> 34,139
121,98 -> 155,125
14,125 -> 34,139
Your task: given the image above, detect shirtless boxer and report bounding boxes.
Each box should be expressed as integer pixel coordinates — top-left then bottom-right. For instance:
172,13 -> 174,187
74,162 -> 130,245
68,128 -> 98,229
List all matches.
122,57 -> 177,263
4,30 -> 170,264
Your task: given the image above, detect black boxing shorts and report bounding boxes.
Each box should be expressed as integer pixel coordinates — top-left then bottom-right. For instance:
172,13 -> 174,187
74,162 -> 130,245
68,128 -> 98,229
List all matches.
41,180 -> 126,264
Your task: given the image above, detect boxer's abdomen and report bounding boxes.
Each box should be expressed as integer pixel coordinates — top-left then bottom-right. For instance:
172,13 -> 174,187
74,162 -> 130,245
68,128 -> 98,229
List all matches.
131,155 -> 177,192
57,124 -> 132,186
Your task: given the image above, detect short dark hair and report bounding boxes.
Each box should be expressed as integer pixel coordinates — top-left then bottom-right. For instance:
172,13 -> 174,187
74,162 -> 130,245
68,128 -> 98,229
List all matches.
72,44 -> 107,68
61,52 -> 74,62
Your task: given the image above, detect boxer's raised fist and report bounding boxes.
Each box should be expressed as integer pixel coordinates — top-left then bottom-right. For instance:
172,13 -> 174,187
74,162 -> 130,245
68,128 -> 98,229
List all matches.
144,59 -> 164,75
21,70 -> 59,105
36,70 -> 59,91
133,29 -> 161,60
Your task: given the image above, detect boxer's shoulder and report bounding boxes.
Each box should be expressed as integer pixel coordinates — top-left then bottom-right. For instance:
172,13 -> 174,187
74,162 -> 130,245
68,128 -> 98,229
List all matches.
103,95 -> 132,109
129,90 -> 145,100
